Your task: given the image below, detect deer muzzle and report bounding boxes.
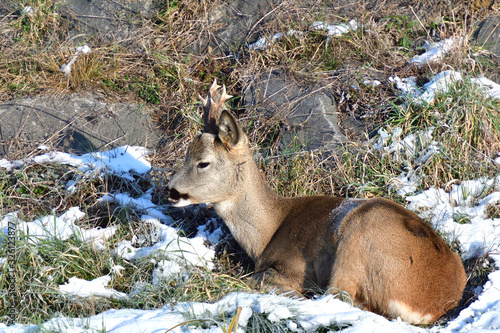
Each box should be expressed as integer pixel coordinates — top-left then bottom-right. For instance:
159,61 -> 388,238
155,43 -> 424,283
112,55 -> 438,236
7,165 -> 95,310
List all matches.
167,185 -> 192,207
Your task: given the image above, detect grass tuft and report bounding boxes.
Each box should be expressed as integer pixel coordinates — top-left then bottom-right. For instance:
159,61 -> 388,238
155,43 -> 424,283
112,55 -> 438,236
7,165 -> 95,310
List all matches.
386,76 -> 500,189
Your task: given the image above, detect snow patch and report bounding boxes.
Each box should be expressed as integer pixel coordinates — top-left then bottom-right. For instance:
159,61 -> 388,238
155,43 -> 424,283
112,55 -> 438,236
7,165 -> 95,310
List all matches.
59,276 -> 127,299
390,70 -> 500,105
248,20 -> 357,51
409,38 -> 462,65
61,44 -> 92,76
310,20 -> 358,37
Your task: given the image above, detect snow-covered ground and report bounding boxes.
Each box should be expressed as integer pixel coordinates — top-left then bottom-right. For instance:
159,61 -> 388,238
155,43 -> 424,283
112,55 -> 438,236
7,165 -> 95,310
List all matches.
0,131 -> 499,333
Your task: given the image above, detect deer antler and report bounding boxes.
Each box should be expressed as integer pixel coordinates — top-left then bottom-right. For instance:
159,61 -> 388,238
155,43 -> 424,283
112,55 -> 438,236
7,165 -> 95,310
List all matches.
201,79 -> 232,133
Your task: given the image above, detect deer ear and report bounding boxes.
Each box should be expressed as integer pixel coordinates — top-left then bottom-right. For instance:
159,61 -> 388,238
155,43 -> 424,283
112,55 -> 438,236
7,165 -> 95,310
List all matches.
218,110 -> 243,148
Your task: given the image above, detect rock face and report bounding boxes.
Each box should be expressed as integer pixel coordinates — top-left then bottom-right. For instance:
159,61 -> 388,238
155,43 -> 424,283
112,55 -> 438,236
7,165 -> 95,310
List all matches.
244,69 -> 345,151
60,0 -> 156,44
197,0 -> 278,55
476,15 -> 500,57
0,95 -> 160,157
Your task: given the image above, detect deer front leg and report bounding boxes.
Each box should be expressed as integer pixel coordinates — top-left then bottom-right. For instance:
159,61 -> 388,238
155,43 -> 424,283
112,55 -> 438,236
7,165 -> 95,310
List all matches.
250,269 -> 305,298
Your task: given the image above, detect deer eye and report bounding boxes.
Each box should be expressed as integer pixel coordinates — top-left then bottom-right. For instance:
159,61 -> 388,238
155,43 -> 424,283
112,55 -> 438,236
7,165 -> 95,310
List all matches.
197,162 -> 210,169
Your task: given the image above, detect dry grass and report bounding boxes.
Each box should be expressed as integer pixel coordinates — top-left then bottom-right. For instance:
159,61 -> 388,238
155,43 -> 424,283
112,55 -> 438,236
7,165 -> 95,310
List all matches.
1,0 -> 498,150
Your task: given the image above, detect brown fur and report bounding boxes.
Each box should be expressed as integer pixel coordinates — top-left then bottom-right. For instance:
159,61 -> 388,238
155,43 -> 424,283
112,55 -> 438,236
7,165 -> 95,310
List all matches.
167,83 -> 467,324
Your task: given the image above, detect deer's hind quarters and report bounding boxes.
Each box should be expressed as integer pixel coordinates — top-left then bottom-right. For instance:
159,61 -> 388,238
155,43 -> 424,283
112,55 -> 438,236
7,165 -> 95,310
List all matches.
167,81 -> 467,325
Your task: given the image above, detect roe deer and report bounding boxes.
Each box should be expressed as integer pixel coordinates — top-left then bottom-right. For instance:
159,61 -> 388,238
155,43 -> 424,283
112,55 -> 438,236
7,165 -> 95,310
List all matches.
167,80 -> 466,324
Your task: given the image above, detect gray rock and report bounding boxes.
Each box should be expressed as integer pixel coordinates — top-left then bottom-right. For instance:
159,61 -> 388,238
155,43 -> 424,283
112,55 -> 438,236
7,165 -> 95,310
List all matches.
243,69 -> 345,151
475,15 -> 500,57
60,0 -> 156,44
0,94 -> 160,157
196,0 -> 278,54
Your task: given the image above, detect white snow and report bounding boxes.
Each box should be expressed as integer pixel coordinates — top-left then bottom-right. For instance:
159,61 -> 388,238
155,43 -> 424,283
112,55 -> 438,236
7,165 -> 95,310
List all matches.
112,216 -> 215,270
0,207 -> 117,249
0,292 -> 426,333
249,30 -> 303,50
22,6 -> 34,15
471,76 -> 500,100
364,80 -> 382,87
152,259 -> 184,285
406,178 -> 500,261
248,20 -> 357,50
101,192 -> 170,221
373,126 -> 437,165
392,171 -> 422,197
390,37 -> 500,105
389,70 -> 463,105
388,75 -> 420,99
77,146 -> 151,180
390,70 -> 500,105
249,32 -> 285,51
409,38 -> 462,65
61,44 -> 92,76
197,218 -> 225,245
310,19 -> 358,37
417,71 -> 463,104
59,276 -> 127,299
4,146 -> 150,179
0,159 -> 15,171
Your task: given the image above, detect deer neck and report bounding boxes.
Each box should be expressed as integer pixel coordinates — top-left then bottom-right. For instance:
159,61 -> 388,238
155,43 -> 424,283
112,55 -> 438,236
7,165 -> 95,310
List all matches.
213,156 -> 286,261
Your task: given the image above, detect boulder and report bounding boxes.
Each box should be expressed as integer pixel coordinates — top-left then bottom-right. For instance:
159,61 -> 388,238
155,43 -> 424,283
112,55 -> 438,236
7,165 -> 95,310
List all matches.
243,69 -> 345,151
60,0 -> 157,44
0,94 -> 160,157
475,15 -> 500,57
196,0 -> 278,55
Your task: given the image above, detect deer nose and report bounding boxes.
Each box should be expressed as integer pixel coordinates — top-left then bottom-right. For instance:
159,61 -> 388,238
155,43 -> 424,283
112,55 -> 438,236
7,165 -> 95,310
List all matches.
167,186 -> 190,204
168,187 -> 181,201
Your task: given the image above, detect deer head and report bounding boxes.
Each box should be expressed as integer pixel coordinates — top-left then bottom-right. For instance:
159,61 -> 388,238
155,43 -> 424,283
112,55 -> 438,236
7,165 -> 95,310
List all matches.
168,80 -> 250,207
